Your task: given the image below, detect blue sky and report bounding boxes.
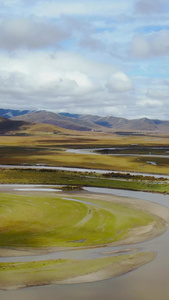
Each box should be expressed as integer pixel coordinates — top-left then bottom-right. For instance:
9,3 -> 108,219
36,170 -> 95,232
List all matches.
0,0 -> 169,119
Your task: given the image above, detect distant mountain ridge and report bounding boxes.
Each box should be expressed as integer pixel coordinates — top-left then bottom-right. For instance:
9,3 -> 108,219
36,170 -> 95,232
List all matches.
1,109 -> 169,132
11,111 -> 106,131
57,112 -> 169,131
0,108 -> 33,119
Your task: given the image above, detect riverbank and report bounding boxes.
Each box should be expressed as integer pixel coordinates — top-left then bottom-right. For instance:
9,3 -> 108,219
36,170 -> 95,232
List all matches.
0,168 -> 169,194
0,188 -> 168,290
75,190 -> 169,240
0,190 -> 168,257
57,251 -> 156,285
0,252 -> 156,290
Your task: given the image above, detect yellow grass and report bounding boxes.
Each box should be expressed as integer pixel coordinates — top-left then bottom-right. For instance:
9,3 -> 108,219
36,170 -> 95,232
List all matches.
1,130 -> 169,147
1,130 -> 169,174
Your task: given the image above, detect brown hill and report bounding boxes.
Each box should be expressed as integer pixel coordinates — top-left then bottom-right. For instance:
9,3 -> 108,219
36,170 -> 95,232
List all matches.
0,117 -> 30,134
10,110 -> 169,133
0,116 -> 74,136
80,115 -> 169,132
12,111 -> 105,132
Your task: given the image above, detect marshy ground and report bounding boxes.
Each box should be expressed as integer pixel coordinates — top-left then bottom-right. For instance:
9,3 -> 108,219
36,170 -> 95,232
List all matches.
0,131 -> 169,289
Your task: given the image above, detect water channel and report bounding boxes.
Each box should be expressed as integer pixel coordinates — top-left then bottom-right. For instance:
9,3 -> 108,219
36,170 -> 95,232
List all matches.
0,164 -> 169,179
0,184 -> 169,299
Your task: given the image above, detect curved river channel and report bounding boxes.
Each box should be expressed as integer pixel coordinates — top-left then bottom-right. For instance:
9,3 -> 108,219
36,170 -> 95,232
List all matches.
1,184 -> 169,299
0,146 -> 169,299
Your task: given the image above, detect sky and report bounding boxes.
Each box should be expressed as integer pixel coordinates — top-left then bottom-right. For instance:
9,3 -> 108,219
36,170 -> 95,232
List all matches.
0,0 -> 169,119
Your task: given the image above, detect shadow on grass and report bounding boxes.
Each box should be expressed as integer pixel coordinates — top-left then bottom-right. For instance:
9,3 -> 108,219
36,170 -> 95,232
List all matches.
0,222 -> 44,248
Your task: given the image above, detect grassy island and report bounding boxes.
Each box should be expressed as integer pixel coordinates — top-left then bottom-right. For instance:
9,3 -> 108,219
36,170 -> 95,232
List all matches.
0,190 -> 166,289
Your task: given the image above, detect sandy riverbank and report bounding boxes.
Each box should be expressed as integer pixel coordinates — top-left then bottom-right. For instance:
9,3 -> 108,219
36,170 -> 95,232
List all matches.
80,191 -> 169,245
57,251 -> 156,285
0,252 -> 156,290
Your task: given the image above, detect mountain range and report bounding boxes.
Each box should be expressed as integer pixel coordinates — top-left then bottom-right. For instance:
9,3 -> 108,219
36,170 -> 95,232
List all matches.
0,108 -> 169,133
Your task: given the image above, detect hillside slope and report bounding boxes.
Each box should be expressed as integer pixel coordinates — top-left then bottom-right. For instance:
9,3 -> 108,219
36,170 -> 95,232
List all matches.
0,116 -> 75,136
12,111 -> 105,131
7,109 -> 169,132
0,117 -> 30,134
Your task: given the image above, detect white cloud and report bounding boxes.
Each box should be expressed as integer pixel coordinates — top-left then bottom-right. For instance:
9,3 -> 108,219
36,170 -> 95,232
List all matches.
147,88 -> 169,99
137,98 -> 163,107
107,72 -> 134,93
0,52 -> 103,104
33,1 -> 131,18
0,51 -> 135,115
0,0 -> 168,119
0,18 -> 70,50
130,35 -> 150,58
131,29 -> 169,58
135,0 -> 165,14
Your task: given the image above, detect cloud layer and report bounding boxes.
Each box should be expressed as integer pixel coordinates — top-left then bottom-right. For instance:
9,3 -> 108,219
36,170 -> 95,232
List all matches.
0,0 -> 168,119
131,30 -> 169,58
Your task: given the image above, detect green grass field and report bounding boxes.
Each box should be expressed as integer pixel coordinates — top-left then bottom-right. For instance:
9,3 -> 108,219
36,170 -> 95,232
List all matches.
0,192 -> 156,248
0,168 -> 169,194
0,191 -> 158,289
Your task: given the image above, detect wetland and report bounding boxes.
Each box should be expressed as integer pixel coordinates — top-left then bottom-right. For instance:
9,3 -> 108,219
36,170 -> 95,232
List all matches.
0,186 -> 167,290
1,131 -> 169,298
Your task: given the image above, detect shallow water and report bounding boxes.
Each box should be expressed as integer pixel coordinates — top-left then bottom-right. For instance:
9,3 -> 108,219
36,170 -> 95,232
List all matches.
0,164 -> 169,179
1,186 -> 169,299
67,147 -> 169,158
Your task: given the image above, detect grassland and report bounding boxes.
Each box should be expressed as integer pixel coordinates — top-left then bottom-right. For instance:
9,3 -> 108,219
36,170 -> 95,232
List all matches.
0,190 -> 162,289
96,147 -> 169,155
0,168 -> 169,194
0,252 -> 156,289
0,130 -> 169,289
1,145 -> 169,174
0,130 -> 169,174
0,192 -> 157,248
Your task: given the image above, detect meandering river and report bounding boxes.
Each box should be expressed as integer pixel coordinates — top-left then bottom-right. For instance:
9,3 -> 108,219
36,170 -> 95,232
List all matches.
0,147 -> 169,299
0,184 -> 169,299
